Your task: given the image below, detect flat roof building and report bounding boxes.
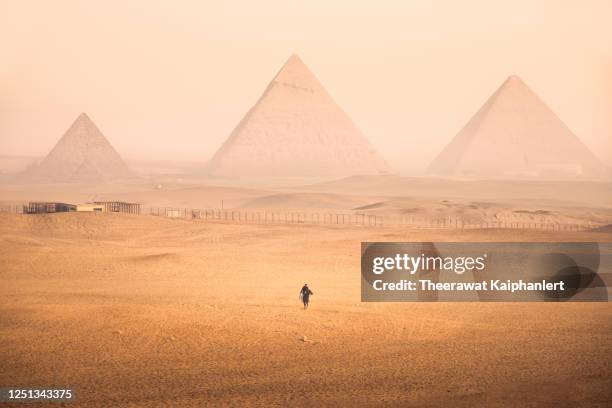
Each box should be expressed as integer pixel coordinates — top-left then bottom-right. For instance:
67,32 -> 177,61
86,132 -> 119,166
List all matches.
94,201 -> 141,214
24,202 -> 76,214
76,204 -> 104,212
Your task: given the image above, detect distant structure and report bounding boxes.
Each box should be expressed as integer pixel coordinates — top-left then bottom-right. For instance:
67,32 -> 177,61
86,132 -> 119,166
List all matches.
24,200 -> 140,214
427,76 -> 605,179
205,54 -> 390,178
24,202 -> 76,214
76,203 -> 104,212
94,201 -> 141,214
23,113 -> 132,182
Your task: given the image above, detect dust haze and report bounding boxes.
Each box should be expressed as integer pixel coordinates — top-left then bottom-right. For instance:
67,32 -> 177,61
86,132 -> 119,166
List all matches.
1,0 -> 611,170
1,1 -> 611,407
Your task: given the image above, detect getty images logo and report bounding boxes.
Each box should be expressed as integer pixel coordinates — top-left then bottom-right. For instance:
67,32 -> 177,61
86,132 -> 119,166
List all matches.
362,242 -> 610,302
372,253 -> 488,275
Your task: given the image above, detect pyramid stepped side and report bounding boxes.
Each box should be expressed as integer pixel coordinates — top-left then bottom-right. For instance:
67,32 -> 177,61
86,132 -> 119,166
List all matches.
428,76 -> 605,179
25,113 -> 132,182
206,55 -> 390,178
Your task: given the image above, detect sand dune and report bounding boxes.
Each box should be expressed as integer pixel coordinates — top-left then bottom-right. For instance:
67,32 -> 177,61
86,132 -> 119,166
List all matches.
299,174 -> 612,204
240,192 -> 376,210
108,184 -> 277,209
349,197 -> 612,227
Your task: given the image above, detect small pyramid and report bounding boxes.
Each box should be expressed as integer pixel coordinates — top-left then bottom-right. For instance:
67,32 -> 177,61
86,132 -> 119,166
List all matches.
24,113 -> 131,182
206,54 -> 390,178
428,76 -> 605,179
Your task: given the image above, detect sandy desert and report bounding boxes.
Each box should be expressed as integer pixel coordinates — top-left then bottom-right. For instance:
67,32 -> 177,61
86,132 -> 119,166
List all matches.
1,177 -> 612,407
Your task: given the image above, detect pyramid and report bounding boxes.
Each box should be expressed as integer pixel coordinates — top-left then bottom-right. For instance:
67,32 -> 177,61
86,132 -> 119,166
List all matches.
24,113 -> 131,182
428,76 -> 605,179
206,54 -> 390,178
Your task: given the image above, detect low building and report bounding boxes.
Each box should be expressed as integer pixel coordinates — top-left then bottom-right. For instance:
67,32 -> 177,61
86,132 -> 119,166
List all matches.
24,202 -> 76,214
166,209 -> 182,218
94,201 -> 141,214
23,201 -> 140,214
76,204 -> 104,212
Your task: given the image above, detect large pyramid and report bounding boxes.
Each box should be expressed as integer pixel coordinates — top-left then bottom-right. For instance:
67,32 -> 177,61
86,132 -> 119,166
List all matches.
206,54 -> 390,178
428,76 -> 605,179
24,113 -> 131,182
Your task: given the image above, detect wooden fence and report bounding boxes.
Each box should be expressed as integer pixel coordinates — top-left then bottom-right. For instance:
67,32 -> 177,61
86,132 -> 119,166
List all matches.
147,207 -> 381,226
0,203 -> 600,231
144,206 -> 595,231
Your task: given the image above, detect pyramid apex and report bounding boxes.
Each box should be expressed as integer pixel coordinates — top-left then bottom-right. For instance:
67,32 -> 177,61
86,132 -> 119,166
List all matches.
271,53 -> 323,92
75,112 -> 93,123
503,75 -> 527,86
277,54 -> 308,72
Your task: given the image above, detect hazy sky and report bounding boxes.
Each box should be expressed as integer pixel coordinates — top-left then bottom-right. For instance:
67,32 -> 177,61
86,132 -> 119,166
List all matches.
1,0 -> 610,172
